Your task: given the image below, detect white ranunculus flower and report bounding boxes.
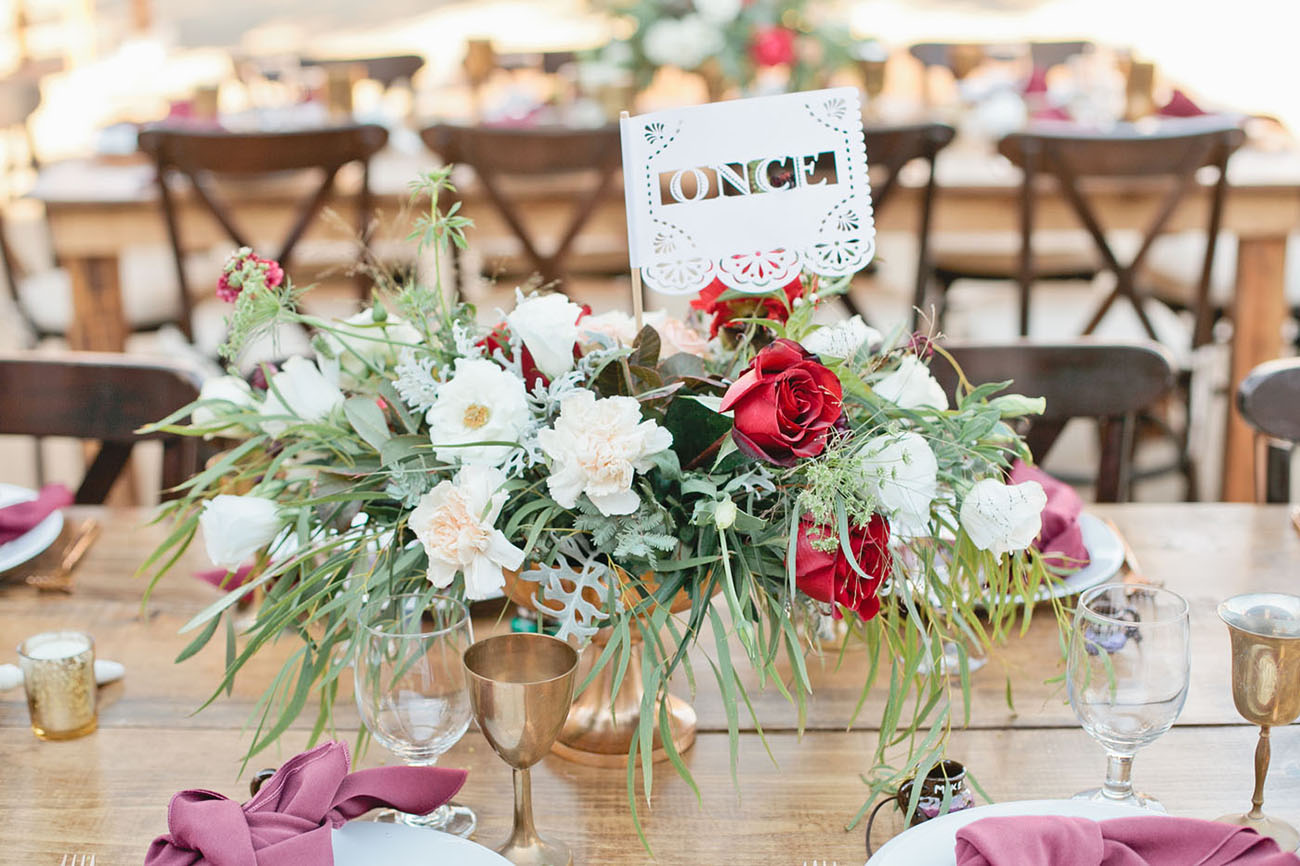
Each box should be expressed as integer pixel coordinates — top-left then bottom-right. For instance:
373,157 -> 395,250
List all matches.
859,432 -> 939,537
959,478 -> 1047,558
409,465 -> 525,599
642,15 -> 725,70
538,389 -> 673,516
506,294 -> 584,381
316,308 -> 421,388
874,355 -> 950,411
260,357 -> 345,437
694,0 -> 742,23
199,494 -> 284,570
427,358 -> 531,466
192,375 -> 258,430
801,315 -> 883,360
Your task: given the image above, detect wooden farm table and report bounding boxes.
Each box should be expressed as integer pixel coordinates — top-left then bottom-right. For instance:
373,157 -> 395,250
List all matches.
27,144 -> 1300,501
1,503 -> 1297,864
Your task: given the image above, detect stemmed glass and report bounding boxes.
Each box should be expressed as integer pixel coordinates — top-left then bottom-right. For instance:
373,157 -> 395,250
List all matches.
354,592 -> 477,836
1066,583 -> 1190,810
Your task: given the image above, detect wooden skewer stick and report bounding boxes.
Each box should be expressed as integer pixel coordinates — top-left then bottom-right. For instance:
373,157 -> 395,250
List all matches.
620,110 -> 645,333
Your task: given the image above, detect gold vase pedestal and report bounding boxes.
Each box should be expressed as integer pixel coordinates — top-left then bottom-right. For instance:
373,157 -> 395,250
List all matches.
1216,593 -> 1300,852
551,627 -> 697,768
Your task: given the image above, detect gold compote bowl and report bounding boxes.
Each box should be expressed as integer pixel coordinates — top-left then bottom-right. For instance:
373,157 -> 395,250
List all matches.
464,633 -> 579,866
1217,592 -> 1300,851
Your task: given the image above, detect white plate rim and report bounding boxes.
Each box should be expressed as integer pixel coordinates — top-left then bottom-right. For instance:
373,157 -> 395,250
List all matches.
331,820 -> 512,865
866,798 -> 1149,865
0,483 -> 65,575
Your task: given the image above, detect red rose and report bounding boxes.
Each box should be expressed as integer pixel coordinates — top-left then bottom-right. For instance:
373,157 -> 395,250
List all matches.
690,274 -> 807,338
794,514 -> 892,621
719,338 -> 843,466
751,27 -> 797,67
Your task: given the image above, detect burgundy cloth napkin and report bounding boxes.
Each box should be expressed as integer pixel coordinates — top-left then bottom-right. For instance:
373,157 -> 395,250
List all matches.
1009,461 -> 1089,568
1032,106 -> 1074,122
955,814 -> 1300,866
144,741 -> 467,866
0,484 -> 73,545
1158,89 -> 1207,117
1024,66 -> 1050,96
196,564 -> 257,602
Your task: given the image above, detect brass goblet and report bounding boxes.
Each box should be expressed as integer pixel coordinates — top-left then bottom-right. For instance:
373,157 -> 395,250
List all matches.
1217,593 -> 1300,851
464,633 -> 579,866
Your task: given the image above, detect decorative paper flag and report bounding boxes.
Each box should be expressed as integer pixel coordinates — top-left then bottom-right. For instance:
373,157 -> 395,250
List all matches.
620,87 -> 875,296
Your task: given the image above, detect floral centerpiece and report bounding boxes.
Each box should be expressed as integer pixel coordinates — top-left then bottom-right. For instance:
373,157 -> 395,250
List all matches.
142,169 -> 1066,834
590,0 -> 855,98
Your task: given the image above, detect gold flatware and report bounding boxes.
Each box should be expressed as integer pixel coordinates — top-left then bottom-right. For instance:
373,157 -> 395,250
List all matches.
27,520 -> 101,593
1102,517 -> 1162,588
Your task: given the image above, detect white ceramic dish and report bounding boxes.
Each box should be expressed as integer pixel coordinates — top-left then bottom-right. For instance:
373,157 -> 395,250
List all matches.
0,483 -> 64,575
1036,512 -> 1125,601
333,821 -> 512,865
866,798 -> 1146,865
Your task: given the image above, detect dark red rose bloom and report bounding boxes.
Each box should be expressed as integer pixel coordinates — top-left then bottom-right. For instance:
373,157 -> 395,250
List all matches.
719,338 -> 843,466
690,274 -> 807,338
751,27 -> 797,67
794,514 -> 892,621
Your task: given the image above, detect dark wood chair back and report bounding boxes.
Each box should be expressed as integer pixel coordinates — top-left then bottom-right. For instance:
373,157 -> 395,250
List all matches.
301,55 -> 425,89
931,340 -> 1176,502
863,122 -> 956,326
0,353 -> 205,503
1237,358 -> 1300,502
1028,41 -> 1092,70
908,43 -> 986,77
997,120 -> 1245,341
136,123 -> 390,337
420,123 -> 622,290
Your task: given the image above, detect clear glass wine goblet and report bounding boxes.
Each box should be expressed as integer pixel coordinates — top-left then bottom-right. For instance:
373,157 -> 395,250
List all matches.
354,592 -> 477,836
1066,583 -> 1190,810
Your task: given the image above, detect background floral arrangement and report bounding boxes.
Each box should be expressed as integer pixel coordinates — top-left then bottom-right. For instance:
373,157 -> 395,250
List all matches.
143,169 -> 1068,833
592,0 -> 855,96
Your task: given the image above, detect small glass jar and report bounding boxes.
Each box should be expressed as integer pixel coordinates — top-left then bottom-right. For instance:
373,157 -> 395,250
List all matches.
18,631 -> 97,741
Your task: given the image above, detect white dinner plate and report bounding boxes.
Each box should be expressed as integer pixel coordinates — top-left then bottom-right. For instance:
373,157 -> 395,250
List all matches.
0,483 -> 64,576
1037,513 -> 1125,602
332,820 -> 512,865
866,798 -> 1146,865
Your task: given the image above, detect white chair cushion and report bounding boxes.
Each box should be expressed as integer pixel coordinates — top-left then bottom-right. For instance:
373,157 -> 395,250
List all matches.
1143,232 -> 1300,308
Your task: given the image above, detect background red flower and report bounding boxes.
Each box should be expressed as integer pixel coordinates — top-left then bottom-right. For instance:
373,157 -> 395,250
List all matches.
690,274 -> 806,338
794,514 -> 892,621
751,27 -> 797,67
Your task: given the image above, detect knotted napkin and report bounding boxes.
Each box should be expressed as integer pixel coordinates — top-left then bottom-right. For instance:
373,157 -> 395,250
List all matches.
1009,461 -> 1089,569
144,741 -> 467,866
0,484 -> 72,544
1158,89 -> 1207,118
955,815 -> 1300,866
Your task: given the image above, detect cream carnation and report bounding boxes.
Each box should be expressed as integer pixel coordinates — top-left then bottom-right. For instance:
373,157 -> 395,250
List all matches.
538,390 -> 673,516
427,358 -> 530,467
409,465 -> 524,599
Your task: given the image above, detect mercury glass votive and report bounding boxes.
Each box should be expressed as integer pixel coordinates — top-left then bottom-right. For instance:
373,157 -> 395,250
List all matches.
18,631 -> 97,741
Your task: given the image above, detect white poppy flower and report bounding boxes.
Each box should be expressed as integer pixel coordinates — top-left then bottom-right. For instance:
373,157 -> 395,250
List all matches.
801,315 -> 883,360
538,390 -> 673,516
506,294 -> 584,381
199,494 -> 283,570
959,478 -> 1047,558
427,358 -> 530,467
260,356 -> 345,437
874,355 -> 949,411
409,465 -> 525,600
859,432 -> 939,537
192,375 -> 258,430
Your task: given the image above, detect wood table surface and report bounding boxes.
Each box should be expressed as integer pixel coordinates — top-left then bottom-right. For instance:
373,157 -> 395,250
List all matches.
27,143 -> 1300,501
1,502 -> 1298,864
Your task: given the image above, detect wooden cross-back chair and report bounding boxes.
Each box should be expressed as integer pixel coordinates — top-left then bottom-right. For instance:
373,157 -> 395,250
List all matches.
301,55 -> 425,89
992,121 -> 1245,341
136,123 -> 390,338
1237,358 -> 1300,503
1028,41 -> 1092,70
930,340 -> 1177,502
0,353 -> 205,503
859,122 -> 956,326
420,123 -> 623,293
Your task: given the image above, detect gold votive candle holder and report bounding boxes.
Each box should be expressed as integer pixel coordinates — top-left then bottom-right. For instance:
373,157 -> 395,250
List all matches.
18,631 -> 97,741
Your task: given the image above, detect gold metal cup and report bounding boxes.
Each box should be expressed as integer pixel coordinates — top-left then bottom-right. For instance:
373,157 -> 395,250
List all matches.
1216,593 -> 1300,851
18,631 -> 97,741
464,633 -> 579,866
